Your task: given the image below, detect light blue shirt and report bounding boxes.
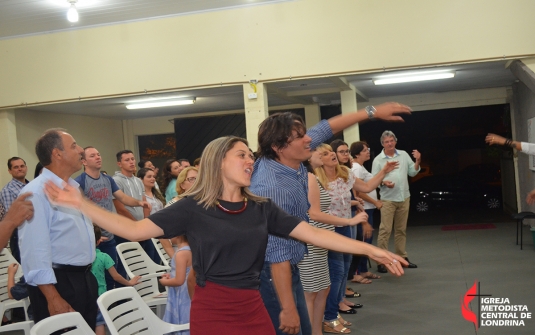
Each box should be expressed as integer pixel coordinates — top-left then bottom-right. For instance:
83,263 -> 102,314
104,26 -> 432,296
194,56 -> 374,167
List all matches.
18,168 -> 95,286
371,149 -> 420,202
250,119 -> 333,264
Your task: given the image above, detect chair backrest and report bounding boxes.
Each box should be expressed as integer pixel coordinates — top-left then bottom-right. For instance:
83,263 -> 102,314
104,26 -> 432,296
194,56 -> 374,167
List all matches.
0,278 -> 30,321
0,248 -> 23,282
97,287 -> 189,335
151,238 -> 171,267
30,312 -> 94,335
116,242 -> 170,280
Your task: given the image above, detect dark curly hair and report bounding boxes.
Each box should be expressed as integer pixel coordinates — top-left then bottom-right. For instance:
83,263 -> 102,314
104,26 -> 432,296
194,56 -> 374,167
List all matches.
257,112 -> 307,160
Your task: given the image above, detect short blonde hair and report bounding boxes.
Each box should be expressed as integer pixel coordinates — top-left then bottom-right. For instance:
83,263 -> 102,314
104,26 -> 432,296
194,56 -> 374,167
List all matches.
314,143 -> 350,190
180,136 -> 266,208
175,167 -> 198,195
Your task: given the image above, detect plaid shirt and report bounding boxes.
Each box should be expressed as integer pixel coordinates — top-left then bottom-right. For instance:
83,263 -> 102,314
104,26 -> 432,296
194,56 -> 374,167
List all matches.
0,178 -> 28,211
250,120 -> 333,264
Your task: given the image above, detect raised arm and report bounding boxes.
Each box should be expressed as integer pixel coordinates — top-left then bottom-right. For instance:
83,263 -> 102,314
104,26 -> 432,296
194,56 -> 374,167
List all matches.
45,182 -> 163,241
307,173 -> 367,226
0,193 -> 34,249
328,102 -> 411,134
353,161 -> 398,193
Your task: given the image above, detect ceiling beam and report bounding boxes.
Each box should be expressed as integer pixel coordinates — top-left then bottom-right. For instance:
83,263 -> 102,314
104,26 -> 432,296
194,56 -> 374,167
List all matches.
265,85 -> 312,105
508,60 -> 535,95
286,87 -> 341,97
338,77 -> 369,102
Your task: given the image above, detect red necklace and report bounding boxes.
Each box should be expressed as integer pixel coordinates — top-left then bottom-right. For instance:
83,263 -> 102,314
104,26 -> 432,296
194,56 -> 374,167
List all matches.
216,198 -> 248,214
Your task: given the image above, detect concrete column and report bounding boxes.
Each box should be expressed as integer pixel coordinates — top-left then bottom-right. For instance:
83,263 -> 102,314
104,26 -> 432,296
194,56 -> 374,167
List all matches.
340,90 -> 360,145
0,110 -> 19,186
304,104 -> 321,129
243,82 -> 269,152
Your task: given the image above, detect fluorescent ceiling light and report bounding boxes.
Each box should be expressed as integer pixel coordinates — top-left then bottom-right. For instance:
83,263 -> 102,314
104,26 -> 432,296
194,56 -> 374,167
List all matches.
373,71 -> 455,85
126,98 -> 195,110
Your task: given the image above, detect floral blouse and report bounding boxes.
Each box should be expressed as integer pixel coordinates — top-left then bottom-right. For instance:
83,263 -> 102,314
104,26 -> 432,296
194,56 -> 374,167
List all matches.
326,170 -> 356,220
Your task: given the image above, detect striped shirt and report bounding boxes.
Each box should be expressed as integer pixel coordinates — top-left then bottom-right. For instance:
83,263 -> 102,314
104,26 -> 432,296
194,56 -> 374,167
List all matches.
0,178 -> 28,211
250,119 -> 333,264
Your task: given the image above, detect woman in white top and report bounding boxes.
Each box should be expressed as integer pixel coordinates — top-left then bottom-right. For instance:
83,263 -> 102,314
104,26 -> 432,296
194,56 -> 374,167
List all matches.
486,133 -> 535,204
138,168 -> 165,214
350,141 -> 393,283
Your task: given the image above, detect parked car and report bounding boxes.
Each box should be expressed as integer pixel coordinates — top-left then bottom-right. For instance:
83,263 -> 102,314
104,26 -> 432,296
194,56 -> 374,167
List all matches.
410,175 -> 502,213
458,163 -> 501,186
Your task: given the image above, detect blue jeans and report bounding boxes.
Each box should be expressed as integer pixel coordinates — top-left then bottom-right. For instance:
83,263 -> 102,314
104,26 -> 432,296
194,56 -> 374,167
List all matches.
325,226 -> 352,321
97,237 -> 117,291
357,209 -> 375,274
259,262 -> 312,335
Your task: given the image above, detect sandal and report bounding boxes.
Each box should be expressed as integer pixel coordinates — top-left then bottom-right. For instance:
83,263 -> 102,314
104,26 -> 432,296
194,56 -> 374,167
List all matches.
323,320 -> 351,334
345,287 -> 361,298
362,272 -> 381,279
351,275 -> 372,284
337,314 -> 352,327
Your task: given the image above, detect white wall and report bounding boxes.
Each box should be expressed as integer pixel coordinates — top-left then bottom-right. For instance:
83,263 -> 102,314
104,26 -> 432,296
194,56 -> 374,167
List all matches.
1,0 -> 534,108
14,109 -> 124,179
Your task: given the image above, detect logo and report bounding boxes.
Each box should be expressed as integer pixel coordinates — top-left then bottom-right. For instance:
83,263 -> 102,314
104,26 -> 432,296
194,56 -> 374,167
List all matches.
461,280 -> 531,329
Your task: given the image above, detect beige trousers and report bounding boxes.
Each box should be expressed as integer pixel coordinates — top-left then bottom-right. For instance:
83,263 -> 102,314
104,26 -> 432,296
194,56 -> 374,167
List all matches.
377,197 -> 410,258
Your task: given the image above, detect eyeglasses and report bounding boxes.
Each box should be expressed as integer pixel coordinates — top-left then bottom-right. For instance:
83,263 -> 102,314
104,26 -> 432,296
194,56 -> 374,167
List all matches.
337,150 -> 350,155
186,177 -> 197,183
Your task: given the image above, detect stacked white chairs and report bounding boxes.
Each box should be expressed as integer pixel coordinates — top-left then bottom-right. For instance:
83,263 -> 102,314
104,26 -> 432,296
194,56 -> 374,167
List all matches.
116,242 -> 170,317
97,286 -> 189,335
151,238 -> 171,267
30,312 -> 93,335
0,248 -> 23,282
0,248 -> 32,333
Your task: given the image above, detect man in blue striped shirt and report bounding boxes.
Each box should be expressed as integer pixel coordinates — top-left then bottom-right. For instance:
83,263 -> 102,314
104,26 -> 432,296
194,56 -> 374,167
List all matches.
250,103 -> 411,335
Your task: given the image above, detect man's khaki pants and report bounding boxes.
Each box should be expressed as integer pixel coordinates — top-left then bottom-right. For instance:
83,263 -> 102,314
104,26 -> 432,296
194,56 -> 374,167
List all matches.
377,197 -> 410,258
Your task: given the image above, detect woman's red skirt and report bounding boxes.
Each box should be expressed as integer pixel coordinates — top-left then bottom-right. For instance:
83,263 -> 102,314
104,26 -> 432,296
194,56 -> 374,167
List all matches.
190,281 -> 275,335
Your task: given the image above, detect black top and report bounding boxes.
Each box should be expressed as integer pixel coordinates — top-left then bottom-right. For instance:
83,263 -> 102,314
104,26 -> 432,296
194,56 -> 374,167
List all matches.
149,197 -> 302,289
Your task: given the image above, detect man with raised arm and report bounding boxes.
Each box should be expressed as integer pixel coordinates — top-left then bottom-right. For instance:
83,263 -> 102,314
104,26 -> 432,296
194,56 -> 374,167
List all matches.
250,103 -> 411,335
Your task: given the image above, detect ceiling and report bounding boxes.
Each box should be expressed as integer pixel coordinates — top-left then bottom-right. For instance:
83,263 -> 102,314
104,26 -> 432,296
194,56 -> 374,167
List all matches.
0,0 -> 519,119
0,0 -> 286,40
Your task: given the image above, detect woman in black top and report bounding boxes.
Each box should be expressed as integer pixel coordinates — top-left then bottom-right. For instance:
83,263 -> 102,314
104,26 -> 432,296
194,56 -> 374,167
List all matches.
45,136 -> 407,335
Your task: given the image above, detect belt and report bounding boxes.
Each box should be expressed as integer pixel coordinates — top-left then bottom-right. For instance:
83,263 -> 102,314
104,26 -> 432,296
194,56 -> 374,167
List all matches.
52,263 -> 92,272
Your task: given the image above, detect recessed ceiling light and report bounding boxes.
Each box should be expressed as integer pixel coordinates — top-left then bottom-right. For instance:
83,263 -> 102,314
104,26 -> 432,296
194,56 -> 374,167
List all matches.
373,70 -> 455,85
126,98 -> 196,109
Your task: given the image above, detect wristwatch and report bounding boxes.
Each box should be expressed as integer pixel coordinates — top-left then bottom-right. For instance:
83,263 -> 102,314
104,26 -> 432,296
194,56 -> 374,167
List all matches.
365,105 -> 376,119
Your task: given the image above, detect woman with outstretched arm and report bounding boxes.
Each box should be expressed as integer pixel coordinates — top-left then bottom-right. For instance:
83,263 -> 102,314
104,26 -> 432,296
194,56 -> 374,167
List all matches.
45,136 -> 407,335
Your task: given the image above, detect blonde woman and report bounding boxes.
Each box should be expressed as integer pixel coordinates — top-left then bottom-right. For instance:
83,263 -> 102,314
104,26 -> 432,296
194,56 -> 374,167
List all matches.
160,167 -> 199,258
315,143 -> 398,333
44,136 -> 406,335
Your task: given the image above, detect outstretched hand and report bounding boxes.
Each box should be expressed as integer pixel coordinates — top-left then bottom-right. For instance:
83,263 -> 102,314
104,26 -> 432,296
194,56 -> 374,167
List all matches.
368,249 -> 408,277
383,161 -> 399,173
485,133 -> 506,146
527,189 -> 535,205
374,102 -> 412,122
44,181 -> 83,210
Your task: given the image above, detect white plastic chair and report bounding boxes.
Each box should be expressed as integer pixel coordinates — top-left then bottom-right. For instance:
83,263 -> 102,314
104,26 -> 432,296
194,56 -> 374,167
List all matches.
0,279 -> 33,335
116,242 -> 170,316
151,238 -> 171,267
97,286 -> 189,335
0,248 -> 23,282
30,312 -> 93,335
